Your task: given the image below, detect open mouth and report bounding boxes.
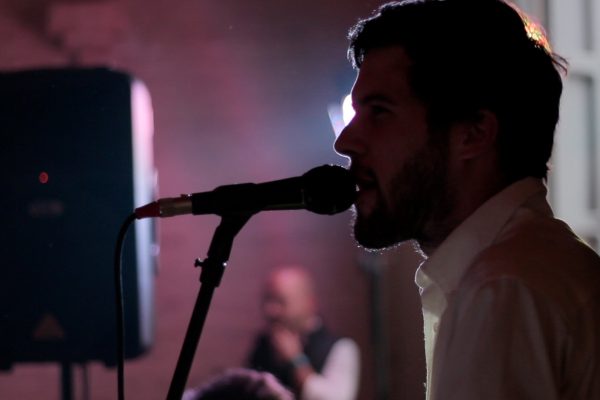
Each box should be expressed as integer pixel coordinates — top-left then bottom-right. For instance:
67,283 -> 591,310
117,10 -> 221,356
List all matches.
357,179 -> 376,192
354,171 -> 377,193
354,176 -> 378,210
349,164 -> 377,206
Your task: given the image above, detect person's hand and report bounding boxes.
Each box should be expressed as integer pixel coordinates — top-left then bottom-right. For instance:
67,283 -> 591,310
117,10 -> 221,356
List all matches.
269,324 -> 303,362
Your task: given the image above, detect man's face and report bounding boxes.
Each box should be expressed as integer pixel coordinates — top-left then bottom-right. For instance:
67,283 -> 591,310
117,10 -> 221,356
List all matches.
261,269 -> 315,333
334,47 -> 451,250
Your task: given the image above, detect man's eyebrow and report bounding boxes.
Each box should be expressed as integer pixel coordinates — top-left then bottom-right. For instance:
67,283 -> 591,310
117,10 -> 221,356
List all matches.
354,93 -> 396,106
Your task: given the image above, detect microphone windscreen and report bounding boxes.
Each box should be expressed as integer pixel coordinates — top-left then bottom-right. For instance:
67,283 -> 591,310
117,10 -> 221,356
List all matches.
302,165 -> 357,215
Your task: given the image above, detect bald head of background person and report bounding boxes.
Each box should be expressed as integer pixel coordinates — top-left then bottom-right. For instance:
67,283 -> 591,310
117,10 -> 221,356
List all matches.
247,265 -> 360,400
262,266 -> 319,338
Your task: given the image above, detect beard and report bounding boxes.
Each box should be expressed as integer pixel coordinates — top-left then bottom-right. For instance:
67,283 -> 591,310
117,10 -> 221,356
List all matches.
352,137 -> 452,250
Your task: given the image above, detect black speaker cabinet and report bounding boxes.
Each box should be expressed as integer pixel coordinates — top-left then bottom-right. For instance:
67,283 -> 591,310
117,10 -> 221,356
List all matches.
0,68 -> 157,367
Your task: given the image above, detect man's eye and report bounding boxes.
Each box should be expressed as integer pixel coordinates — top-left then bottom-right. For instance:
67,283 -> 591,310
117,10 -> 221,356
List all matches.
371,105 -> 390,115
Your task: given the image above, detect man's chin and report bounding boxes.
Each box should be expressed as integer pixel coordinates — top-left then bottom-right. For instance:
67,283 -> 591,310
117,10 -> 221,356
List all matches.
353,216 -> 405,251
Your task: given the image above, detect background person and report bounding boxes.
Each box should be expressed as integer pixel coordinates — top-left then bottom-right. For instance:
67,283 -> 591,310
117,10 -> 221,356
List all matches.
247,265 -> 360,400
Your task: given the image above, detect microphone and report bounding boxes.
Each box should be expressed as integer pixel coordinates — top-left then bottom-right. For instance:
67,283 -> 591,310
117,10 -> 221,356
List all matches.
134,165 -> 356,219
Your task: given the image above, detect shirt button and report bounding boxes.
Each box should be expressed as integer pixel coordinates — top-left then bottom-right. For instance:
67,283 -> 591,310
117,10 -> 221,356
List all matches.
433,322 -> 439,332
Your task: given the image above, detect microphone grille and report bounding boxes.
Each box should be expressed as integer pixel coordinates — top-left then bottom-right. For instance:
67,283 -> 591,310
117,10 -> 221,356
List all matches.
302,165 -> 357,215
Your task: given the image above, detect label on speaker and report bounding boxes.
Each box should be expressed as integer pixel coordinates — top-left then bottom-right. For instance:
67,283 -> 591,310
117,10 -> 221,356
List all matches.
32,314 -> 65,341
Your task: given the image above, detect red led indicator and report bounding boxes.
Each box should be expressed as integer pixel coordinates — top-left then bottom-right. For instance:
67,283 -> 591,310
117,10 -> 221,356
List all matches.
39,172 -> 49,184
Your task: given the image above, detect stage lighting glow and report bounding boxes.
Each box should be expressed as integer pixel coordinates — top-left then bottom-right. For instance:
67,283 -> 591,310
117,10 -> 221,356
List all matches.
510,3 -> 552,53
327,93 -> 354,139
342,94 -> 355,126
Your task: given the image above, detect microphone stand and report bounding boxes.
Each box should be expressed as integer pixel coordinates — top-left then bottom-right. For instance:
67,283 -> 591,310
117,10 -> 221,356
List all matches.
166,213 -> 253,400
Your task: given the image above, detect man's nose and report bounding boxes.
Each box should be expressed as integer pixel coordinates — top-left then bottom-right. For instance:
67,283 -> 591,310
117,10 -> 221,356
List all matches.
334,120 -> 362,159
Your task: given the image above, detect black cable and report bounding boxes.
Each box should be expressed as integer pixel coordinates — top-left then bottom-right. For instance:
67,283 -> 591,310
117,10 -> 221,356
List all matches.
81,363 -> 90,400
114,213 -> 136,400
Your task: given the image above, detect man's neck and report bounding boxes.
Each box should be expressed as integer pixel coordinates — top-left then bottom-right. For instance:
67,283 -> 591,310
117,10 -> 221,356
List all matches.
417,174 -> 510,257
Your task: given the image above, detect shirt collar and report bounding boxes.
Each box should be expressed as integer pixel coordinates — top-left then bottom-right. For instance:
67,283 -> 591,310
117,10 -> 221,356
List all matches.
415,178 -> 548,296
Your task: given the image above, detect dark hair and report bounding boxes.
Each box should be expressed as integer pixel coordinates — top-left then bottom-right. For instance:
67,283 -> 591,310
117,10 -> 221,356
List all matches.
187,368 -> 294,400
348,0 -> 567,182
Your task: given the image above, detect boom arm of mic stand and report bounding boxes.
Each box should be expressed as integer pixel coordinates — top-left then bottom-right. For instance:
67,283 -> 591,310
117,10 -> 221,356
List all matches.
166,213 -> 253,400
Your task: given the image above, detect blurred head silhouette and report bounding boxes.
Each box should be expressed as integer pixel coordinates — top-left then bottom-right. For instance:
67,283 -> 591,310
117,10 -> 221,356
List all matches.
184,368 -> 294,400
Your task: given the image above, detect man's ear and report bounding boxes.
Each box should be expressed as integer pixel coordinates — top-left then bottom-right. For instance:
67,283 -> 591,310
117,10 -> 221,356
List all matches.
450,110 -> 499,160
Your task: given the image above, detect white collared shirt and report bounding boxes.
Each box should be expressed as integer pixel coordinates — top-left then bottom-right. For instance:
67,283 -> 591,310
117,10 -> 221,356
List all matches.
416,178 -> 600,400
